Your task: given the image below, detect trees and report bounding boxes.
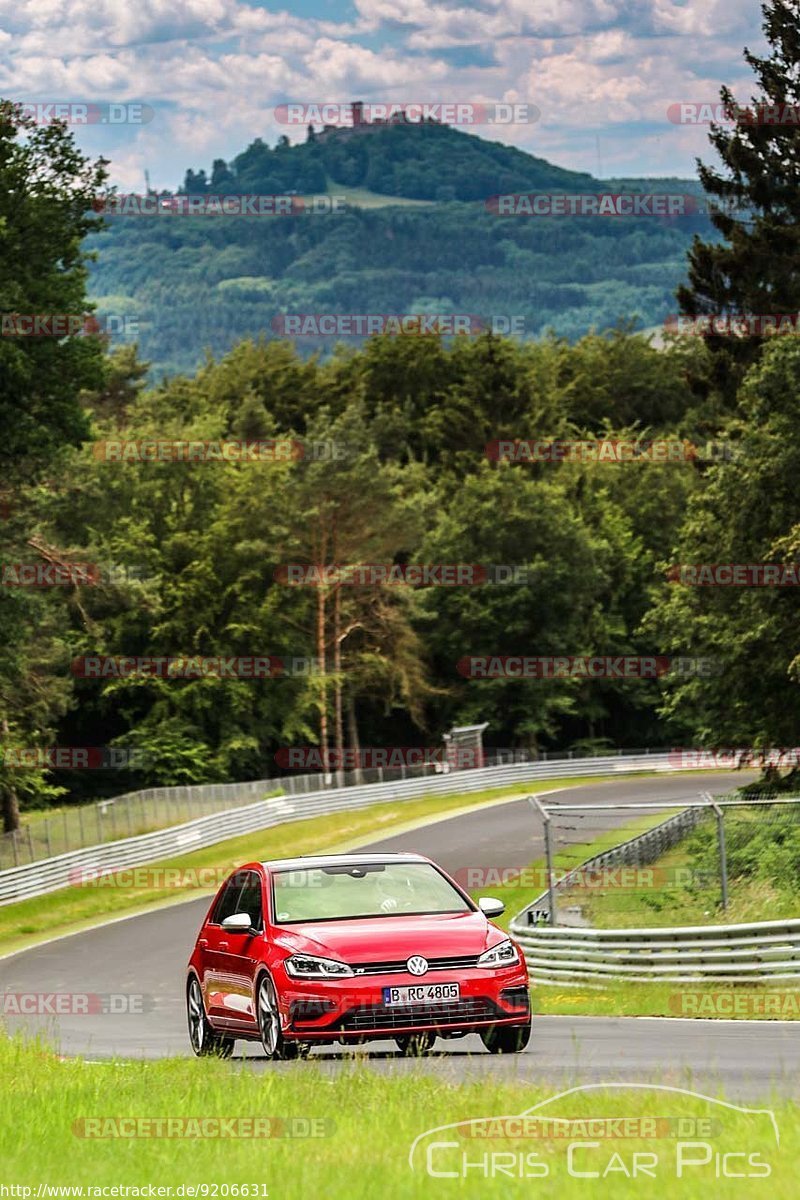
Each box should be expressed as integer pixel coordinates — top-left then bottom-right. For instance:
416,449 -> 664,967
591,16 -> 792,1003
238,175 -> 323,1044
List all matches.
0,102 -> 107,831
645,337 -> 800,748
678,0 -> 800,395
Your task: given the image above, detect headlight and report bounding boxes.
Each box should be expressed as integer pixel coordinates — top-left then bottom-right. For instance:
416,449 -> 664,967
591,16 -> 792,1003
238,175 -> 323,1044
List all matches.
284,954 -> 354,978
477,939 -> 519,969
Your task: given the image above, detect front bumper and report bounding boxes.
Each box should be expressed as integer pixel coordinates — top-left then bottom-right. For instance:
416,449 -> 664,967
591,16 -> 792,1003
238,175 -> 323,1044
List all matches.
278,964 -> 531,1041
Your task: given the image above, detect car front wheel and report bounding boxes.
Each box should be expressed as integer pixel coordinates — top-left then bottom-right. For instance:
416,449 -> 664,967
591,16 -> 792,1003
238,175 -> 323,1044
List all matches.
187,977 -> 234,1058
480,1020 -> 531,1054
257,973 -> 307,1061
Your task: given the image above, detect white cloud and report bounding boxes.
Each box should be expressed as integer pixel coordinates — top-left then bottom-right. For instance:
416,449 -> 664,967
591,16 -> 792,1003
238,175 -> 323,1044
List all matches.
0,0 -> 768,186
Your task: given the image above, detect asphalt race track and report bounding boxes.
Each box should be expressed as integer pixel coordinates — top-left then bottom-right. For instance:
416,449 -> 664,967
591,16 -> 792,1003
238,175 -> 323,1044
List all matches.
3,771 -> 798,1099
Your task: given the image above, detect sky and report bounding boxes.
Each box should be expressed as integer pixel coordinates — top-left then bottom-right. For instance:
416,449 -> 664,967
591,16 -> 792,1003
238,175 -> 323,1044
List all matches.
0,0 -> 769,190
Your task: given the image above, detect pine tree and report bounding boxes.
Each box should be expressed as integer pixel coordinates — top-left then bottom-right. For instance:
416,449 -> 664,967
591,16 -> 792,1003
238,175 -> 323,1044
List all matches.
678,0 -> 800,395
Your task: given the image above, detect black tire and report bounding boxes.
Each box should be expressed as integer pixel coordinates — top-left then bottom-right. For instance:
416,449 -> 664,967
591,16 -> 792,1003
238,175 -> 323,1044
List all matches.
187,977 -> 235,1058
395,1032 -> 436,1056
480,1020 -> 531,1055
257,973 -> 306,1061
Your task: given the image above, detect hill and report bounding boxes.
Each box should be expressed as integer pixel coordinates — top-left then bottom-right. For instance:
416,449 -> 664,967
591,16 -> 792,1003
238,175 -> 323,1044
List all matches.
87,121 -> 713,377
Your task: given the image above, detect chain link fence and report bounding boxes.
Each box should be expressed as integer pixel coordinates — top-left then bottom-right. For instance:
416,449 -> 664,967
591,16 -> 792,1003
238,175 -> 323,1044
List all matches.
530,793 -> 800,929
0,745 -> 669,872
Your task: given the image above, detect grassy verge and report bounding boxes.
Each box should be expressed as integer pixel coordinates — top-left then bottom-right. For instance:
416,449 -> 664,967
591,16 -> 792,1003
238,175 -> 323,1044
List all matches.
0,1035 -> 793,1196
532,982 -> 800,1019
0,774 -> 620,957
473,807 -> 800,1020
476,809 -> 673,935
575,808 -> 800,928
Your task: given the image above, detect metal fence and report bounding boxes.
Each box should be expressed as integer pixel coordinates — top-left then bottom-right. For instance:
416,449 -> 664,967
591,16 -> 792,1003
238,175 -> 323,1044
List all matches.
0,746 -> 671,872
510,795 -> 800,983
0,749 -> 713,904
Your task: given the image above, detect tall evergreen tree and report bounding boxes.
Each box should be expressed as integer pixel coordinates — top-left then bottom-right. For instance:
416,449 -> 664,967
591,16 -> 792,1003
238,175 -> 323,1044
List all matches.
678,0 -> 800,396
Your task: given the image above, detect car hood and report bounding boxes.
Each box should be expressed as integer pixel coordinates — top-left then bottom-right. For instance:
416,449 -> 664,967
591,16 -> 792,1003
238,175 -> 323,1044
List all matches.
273,910 -> 502,962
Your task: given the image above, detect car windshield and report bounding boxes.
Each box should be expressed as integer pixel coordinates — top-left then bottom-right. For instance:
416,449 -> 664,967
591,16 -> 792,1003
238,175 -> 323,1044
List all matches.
270,861 -> 473,923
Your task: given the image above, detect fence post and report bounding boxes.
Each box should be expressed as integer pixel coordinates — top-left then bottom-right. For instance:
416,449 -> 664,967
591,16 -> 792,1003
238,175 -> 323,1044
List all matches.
709,796 -> 729,911
12,829 -> 19,867
544,816 -> 557,926
26,825 -> 35,863
45,818 -> 52,858
529,795 -> 557,927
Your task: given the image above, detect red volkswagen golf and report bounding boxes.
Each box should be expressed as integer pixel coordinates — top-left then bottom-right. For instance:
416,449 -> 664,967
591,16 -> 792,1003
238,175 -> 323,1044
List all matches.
186,852 -> 531,1059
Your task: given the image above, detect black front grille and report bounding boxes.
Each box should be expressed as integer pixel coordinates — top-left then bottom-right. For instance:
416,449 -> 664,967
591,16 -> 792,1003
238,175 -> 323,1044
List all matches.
350,953 -> 480,976
337,997 -> 499,1032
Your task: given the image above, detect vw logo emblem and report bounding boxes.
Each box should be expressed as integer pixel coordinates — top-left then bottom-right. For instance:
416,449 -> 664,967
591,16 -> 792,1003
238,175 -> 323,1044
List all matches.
407,955 -> 429,976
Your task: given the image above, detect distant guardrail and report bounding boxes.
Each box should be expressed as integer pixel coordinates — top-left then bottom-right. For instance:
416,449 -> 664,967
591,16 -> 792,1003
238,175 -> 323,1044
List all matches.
0,747 -> 667,871
0,750 -> 710,904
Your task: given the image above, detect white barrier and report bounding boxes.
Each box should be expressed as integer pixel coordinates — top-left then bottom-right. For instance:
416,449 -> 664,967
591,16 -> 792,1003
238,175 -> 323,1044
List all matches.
0,751 -> 695,904
509,917 -> 800,984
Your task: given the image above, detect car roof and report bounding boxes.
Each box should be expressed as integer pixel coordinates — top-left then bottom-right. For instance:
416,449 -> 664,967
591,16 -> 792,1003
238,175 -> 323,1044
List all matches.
259,852 -> 430,871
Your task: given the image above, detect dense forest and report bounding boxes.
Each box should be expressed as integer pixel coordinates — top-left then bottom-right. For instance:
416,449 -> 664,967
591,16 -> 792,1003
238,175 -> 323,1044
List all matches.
4,0 -> 800,830
88,123 -> 710,377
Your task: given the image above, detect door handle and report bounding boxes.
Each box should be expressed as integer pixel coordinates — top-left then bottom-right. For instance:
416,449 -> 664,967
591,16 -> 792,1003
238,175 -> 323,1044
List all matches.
219,941 -> 229,950
198,939 -> 208,948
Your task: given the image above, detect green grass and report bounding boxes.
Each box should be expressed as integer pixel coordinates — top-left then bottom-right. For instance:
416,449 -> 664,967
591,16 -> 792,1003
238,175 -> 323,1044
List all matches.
574,808 -> 800,929
472,810 -> 673,934
0,1035 -> 794,1197
532,981 -> 800,1019
468,806 -> 800,1020
0,775 -> 619,957
308,176 -> 435,208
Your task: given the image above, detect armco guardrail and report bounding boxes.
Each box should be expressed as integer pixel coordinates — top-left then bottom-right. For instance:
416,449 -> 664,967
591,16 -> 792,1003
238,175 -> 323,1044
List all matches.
509,805 -> 800,983
509,917 -> 800,983
0,750 -> 706,904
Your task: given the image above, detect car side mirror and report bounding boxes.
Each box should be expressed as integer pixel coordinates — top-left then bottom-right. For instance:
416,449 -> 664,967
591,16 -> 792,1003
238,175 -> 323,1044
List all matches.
478,897 -> 505,917
222,912 -> 256,932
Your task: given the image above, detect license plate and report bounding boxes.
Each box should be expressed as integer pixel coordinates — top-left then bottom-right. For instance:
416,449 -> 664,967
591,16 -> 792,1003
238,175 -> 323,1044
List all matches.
382,983 -> 460,1006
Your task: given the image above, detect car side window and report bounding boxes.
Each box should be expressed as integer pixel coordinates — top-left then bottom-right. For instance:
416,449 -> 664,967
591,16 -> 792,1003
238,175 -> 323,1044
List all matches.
211,875 -> 245,925
237,872 -> 263,930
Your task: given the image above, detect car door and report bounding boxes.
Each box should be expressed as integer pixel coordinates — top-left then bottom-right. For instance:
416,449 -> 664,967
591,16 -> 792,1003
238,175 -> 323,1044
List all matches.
201,872 -> 247,1021
214,870 -> 264,1030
